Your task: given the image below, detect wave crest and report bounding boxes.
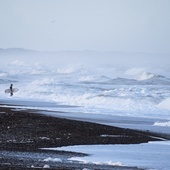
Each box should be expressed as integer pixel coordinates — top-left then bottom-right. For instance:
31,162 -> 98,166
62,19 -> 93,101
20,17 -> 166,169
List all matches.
137,72 -> 155,81
157,98 -> 170,110
154,121 -> 170,127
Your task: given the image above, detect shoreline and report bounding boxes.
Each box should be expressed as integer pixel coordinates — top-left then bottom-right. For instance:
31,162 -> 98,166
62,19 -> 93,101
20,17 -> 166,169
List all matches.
0,104 -> 168,169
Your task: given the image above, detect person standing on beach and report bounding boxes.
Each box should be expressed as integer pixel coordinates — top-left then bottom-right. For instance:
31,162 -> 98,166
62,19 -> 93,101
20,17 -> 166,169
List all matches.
10,84 -> 13,96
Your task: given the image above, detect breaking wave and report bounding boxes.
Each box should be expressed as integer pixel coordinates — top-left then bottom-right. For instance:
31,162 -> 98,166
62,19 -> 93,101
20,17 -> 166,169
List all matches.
154,121 -> 170,127
157,98 -> 170,110
0,61 -> 170,119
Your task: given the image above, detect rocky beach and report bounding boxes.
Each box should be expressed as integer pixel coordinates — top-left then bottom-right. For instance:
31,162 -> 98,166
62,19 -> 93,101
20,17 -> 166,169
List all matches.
1,104 -> 168,170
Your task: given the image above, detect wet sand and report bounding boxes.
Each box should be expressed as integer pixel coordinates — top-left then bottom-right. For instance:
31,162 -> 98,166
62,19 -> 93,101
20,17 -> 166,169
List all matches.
0,104 -> 167,169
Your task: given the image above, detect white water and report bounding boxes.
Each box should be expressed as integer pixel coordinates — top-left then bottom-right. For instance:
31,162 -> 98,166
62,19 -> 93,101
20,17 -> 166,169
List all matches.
1,51 -> 170,170
1,56 -> 170,120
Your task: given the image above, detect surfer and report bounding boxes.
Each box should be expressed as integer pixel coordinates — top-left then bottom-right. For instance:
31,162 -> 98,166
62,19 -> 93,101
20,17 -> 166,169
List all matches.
10,84 -> 13,96
4,84 -> 18,96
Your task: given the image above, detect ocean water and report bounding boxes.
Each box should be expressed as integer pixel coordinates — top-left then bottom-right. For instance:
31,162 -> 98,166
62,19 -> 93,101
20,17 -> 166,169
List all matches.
0,55 -> 170,123
1,52 -> 170,170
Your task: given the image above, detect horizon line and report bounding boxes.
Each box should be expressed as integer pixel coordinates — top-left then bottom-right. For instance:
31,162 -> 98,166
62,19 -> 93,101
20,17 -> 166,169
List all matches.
0,47 -> 170,56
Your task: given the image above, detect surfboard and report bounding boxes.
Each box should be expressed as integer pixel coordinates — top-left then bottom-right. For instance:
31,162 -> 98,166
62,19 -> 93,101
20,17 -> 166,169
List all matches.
5,88 -> 19,93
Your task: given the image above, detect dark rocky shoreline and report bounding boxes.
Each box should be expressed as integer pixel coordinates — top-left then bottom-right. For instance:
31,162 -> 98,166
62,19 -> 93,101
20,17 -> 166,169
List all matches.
0,105 -> 167,169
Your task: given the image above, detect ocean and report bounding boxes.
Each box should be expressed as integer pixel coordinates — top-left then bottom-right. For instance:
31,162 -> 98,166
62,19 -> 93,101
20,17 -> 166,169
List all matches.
0,52 -> 170,123
1,50 -> 170,169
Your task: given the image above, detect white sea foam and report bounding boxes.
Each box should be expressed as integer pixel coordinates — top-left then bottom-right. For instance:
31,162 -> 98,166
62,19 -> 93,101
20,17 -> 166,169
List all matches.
1,57 -> 170,119
137,72 -> 155,81
154,121 -> 170,127
79,76 -> 95,82
157,98 -> 170,110
124,68 -> 163,81
43,157 -> 62,162
11,60 -> 25,66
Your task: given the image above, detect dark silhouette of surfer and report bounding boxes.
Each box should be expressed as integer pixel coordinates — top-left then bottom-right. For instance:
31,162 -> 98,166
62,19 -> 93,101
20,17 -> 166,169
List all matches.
10,84 -> 13,96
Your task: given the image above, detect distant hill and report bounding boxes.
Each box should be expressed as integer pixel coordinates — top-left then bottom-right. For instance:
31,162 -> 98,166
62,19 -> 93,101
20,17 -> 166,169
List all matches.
0,48 -> 40,56
0,48 -> 169,67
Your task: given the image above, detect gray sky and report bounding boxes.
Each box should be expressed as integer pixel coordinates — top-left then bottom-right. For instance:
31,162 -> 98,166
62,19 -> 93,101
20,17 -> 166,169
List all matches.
0,0 -> 170,53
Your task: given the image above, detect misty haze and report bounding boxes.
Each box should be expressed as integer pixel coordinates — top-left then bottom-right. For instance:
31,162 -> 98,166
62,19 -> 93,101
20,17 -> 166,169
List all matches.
1,1 -> 170,170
